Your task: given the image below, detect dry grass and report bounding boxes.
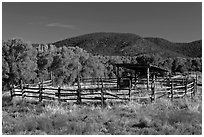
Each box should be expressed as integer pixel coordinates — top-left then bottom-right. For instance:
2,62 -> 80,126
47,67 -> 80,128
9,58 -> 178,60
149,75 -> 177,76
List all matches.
2,77 -> 202,135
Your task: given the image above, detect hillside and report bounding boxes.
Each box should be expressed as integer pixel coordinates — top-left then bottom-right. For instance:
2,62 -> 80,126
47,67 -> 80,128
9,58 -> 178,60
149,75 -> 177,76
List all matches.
52,32 -> 202,58
144,37 -> 202,58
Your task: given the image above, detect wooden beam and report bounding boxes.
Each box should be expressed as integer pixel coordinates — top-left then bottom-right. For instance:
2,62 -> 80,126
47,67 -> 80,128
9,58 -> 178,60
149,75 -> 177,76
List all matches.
116,66 -> 119,91
185,76 -> 188,95
151,74 -> 155,102
58,87 -> 61,103
195,72 -> 198,94
134,70 -> 137,89
170,77 -> 173,101
193,78 -> 196,96
77,77 -> 82,104
10,85 -> 13,101
101,78 -> 105,108
21,80 -> 25,100
129,78 -> 131,101
147,67 -> 150,92
39,81 -> 43,102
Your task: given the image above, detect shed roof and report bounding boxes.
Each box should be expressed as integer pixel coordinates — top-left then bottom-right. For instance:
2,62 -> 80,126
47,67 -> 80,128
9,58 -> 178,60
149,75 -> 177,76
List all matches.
115,63 -> 169,72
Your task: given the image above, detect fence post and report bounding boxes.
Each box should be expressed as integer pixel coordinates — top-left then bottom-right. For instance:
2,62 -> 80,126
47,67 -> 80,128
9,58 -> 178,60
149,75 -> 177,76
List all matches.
21,86 -> 25,99
101,78 -> 105,108
151,74 -> 155,102
50,71 -> 53,87
193,78 -> 196,96
147,67 -> 150,92
117,77 -> 121,92
39,81 -> 43,102
170,77 -> 173,101
50,71 -> 53,80
116,66 -> 119,92
58,87 -> 61,102
134,74 -> 137,89
185,77 -> 188,96
21,81 -> 25,100
10,85 -> 13,101
182,78 -> 185,86
38,83 -> 41,102
97,77 -> 100,88
77,77 -> 82,104
134,70 -> 137,89
195,72 -> 198,95
128,78 -> 131,101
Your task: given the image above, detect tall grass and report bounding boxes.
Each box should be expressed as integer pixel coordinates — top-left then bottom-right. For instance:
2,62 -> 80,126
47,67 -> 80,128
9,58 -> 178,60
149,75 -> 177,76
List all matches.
2,90 -> 202,135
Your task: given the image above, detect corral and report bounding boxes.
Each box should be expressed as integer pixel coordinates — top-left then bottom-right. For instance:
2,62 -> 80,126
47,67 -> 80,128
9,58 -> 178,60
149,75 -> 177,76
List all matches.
10,64 -> 199,107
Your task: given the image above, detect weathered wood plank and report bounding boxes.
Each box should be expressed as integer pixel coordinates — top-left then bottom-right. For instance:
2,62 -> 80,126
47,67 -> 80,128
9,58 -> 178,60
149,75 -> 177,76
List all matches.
43,92 -> 55,96
24,91 -> 39,94
42,96 -> 56,100
81,93 -> 101,96
24,95 -> 39,98
55,93 -> 77,96
81,97 -> 103,100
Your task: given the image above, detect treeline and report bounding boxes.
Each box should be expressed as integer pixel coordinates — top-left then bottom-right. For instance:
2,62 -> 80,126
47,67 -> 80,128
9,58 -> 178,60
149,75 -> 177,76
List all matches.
2,38 -> 202,90
95,54 -> 201,76
2,39 -> 105,89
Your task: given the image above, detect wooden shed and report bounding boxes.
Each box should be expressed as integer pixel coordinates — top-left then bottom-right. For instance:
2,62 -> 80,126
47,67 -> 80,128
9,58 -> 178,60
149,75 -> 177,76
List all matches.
114,63 -> 169,91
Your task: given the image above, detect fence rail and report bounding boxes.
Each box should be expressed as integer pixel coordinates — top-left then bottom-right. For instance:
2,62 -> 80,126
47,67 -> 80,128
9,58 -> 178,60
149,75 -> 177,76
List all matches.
10,75 -> 198,105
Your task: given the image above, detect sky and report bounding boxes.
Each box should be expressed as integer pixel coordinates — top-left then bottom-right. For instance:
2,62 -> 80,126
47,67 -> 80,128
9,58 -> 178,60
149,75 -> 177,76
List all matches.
2,2 -> 202,43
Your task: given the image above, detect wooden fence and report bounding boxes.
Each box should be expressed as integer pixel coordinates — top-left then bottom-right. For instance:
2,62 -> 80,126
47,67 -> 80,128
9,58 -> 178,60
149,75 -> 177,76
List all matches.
10,75 -> 198,106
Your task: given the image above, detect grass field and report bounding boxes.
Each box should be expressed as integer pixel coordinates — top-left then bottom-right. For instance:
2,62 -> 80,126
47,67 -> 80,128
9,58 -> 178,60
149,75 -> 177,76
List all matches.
2,83 -> 202,135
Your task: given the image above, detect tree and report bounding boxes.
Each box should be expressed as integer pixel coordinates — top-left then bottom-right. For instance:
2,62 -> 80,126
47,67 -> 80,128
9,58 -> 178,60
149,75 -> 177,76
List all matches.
2,39 -> 38,86
136,54 -> 155,65
160,58 -> 174,72
2,57 -> 10,90
50,46 -> 106,85
50,46 -> 77,85
80,55 -> 106,78
36,47 -> 57,81
171,57 -> 188,73
191,58 -> 202,71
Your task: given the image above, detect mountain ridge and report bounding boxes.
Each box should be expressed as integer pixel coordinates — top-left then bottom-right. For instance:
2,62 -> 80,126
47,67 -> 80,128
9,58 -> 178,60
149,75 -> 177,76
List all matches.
52,32 -> 202,58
